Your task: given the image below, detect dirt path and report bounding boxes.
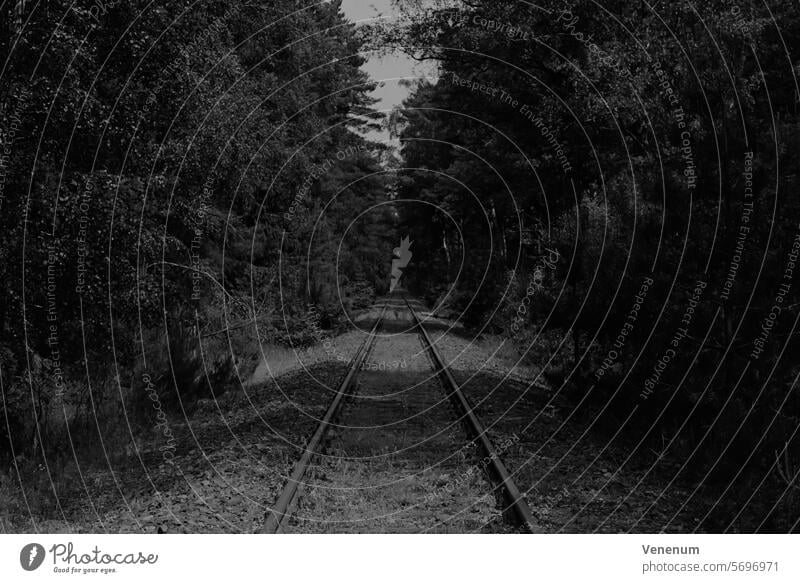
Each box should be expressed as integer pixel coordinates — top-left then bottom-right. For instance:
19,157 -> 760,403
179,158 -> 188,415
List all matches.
11,303 -> 712,534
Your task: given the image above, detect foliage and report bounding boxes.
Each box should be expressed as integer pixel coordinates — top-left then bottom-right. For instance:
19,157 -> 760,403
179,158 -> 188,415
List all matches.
393,0 -> 800,530
0,0 -> 394,461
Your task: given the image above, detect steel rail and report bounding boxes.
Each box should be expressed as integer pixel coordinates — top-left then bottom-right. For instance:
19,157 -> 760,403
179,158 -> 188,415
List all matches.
405,299 -> 539,533
259,305 -> 386,533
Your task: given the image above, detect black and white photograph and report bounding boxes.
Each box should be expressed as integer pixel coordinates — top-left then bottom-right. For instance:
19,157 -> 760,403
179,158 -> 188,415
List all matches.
1,0 -> 800,580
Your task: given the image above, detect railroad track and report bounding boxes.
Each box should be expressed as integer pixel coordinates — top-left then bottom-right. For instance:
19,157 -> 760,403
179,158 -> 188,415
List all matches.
258,294 -> 537,533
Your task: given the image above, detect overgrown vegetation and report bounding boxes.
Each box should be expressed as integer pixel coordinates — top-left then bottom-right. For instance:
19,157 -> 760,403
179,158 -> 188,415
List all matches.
0,0 -> 395,498
3,0 -> 800,533
390,0 -> 800,531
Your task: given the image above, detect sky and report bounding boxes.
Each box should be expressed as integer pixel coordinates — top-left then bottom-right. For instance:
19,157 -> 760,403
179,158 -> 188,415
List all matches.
340,0 -> 436,143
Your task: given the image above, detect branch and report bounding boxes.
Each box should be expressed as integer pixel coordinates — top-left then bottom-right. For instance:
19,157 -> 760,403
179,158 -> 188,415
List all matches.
200,315 -> 275,340
144,261 -> 255,317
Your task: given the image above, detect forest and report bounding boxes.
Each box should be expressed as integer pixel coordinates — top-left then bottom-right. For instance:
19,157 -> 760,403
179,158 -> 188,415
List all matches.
0,0 -> 395,501
2,0 -> 800,532
388,0 -> 800,530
